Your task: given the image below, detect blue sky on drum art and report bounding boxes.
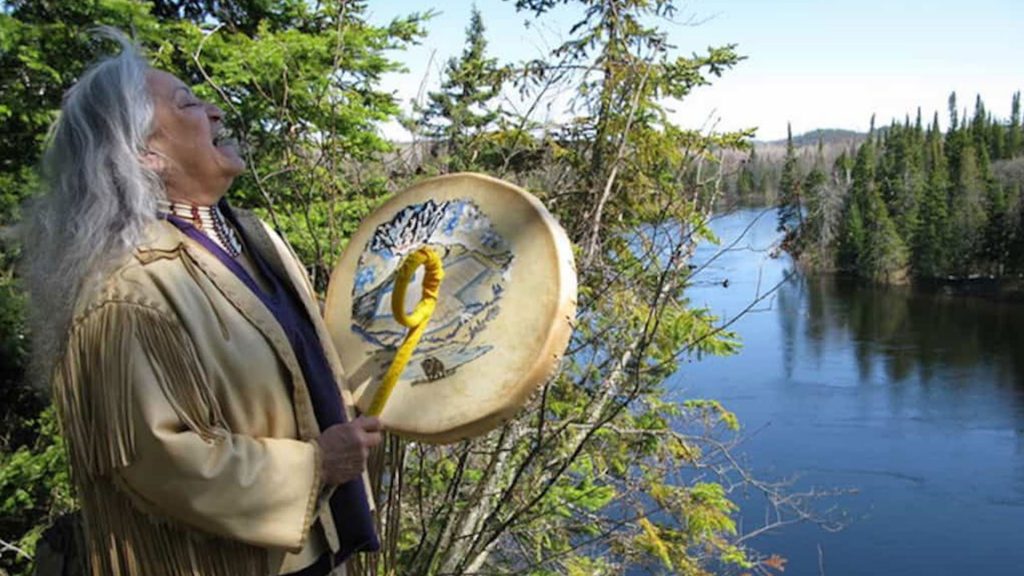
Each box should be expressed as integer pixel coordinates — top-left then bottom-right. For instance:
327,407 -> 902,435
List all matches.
369,0 -> 1023,142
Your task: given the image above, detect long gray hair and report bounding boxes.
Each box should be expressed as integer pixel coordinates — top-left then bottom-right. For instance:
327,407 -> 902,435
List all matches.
22,28 -> 162,382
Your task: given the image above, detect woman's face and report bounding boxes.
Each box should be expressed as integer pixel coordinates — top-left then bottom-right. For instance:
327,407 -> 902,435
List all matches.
145,70 -> 245,201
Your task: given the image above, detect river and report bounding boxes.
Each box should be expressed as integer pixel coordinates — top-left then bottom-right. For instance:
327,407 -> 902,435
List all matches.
673,208 -> 1024,575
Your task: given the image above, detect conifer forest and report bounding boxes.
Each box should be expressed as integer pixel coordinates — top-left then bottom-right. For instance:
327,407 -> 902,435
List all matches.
741,93 -> 1024,285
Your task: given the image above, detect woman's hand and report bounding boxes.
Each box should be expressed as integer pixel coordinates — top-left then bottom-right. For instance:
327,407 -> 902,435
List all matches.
315,416 -> 383,486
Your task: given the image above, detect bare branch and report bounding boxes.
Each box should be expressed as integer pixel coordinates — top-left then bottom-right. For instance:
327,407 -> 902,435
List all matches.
0,536 -> 32,561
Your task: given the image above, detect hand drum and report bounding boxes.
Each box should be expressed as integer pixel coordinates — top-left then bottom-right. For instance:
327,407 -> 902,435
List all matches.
324,173 -> 577,444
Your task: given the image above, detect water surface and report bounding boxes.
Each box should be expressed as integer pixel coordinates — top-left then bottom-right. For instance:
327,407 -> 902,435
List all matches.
675,209 -> 1024,575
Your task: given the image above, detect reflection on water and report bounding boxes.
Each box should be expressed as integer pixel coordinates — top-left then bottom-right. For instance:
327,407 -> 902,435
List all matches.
787,274 -> 1024,406
676,209 -> 1024,576
802,272 -> 1019,385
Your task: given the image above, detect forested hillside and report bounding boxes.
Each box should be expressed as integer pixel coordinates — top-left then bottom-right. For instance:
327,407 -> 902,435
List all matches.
729,93 -> 1024,282
772,94 -> 1024,283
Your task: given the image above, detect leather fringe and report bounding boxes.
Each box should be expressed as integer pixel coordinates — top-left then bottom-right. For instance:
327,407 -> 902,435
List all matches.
53,300 -> 270,575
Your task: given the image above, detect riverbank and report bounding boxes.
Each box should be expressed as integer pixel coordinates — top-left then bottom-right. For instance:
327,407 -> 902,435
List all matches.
912,274 -> 1024,302
787,247 -> 1024,302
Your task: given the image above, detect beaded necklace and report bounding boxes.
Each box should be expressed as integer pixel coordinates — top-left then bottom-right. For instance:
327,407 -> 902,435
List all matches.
157,199 -> 243,258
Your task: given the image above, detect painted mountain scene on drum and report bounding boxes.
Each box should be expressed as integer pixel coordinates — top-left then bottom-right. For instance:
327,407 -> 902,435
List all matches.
351,199 -> 513,385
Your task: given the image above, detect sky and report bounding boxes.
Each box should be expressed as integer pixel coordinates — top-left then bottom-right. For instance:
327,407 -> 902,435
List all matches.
367,0 -> 1024,141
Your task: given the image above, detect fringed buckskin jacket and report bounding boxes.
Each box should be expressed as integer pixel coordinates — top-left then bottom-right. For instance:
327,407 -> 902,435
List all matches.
53,209 -> 370,575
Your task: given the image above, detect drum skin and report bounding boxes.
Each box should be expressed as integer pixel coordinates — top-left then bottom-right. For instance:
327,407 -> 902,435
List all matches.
325,173 -> 577,444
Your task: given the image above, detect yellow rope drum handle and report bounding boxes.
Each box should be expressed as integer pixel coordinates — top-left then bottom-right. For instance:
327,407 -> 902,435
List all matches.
367,247 -> 445,416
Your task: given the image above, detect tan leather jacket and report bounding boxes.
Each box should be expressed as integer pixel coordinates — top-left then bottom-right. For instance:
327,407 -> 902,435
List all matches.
53,210 -> 363,575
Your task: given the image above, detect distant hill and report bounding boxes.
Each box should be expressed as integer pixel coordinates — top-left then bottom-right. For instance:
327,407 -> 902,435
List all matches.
751,129 -> 867,163
720,128 -> 869,207
760,128 -> 866,147
722,128 -> 866,168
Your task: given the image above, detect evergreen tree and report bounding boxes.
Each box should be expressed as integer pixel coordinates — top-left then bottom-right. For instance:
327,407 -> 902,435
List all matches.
1008,91 -> 1022,158
776,123 -> 803,241
0,1 -> 165,224
862,191 -> 910,282
834,149 -> 854,187
914,116 -> 951,277
981,109 -> 1005,161
733,148 -> 757,202
971,94 -> 989,152
945,121 -> 967,188
834,133 -> 909,281
878,124 -> 905,225
983,174 -> 1012,274
418,6 -> 505,172
948,138 -> 988,274
948,91 -> 959,132
800,138 -> 830,260
837,140 -> 875,272
881,122 -> 925,249
837,194 -> 865,272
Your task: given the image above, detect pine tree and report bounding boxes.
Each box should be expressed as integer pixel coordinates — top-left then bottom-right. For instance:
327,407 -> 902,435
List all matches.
882,122 -> 925,249
948,138 -> 988,274
945,111 -> 967,187
863,191 -> 910,282
837,195 -> 865,273
734,148 -> 757,202
776,123 -> 803,241
914,116 -> 951,277
878,123 -> 905,230
801,138 -> 830,260
840,135 -> 908,281
971,94 -> 988,152
834,149 -> 854,187
983,174 -> 1011,274
1008,91 -> 1022,158
990,115 -> 1007,161
837,140 -> 876,273
948,91 -> 959,133
419,6 -> 505,172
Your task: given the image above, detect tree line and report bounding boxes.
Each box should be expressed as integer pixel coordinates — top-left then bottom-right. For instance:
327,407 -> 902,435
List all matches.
776,93 -> 1024,283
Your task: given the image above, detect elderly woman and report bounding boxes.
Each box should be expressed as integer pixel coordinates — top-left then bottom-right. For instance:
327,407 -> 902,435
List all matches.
23,31 -> 381,576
